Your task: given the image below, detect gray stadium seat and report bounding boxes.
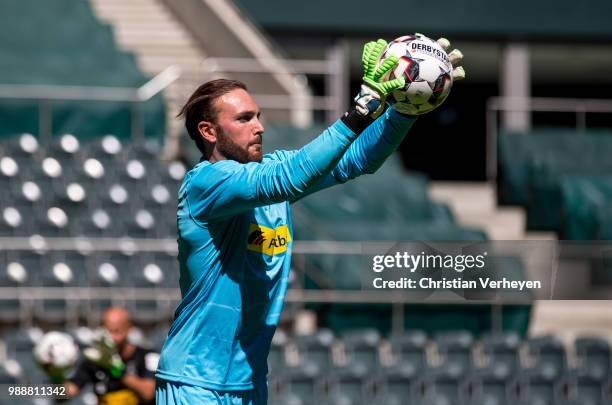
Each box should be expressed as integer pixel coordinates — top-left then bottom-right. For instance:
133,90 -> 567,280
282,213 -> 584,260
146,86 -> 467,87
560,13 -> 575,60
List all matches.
36,254 -> 83,322
276,362 -> 323,405
434,330 -> 475,374
562,373 -> 607,405
389,330 -> 428,371
268,330 -> 289,375
527,335 -> 567,379
324,363 -> 373,405
420,365 -> 464,405
515,367 -> 560,405
575,337 -> 610,380
294,329 -> 335,369
463,365 -> 513,405
0,254 -> 28,321
84,134 -> 124,165
373,362 -> 422,405
482,332 -> 522,375
0,206 -> 30,236
341,329 -> 382,371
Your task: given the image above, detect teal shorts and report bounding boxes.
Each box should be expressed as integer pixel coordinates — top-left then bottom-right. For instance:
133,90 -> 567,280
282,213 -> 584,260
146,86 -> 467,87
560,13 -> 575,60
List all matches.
155,379 -> 268,405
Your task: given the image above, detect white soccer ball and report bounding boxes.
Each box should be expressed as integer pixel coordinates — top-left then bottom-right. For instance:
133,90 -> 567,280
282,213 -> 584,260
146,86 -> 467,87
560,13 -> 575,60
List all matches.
33,331 -> 80,369
379,34 -> 454,115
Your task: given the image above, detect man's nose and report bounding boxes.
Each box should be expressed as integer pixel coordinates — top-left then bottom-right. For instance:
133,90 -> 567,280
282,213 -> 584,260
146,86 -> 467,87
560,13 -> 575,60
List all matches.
254,118 -> 264,133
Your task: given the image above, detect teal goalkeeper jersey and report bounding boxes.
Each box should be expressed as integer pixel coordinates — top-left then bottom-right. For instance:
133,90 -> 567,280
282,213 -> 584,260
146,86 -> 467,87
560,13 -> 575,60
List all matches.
155,109 -> 415,390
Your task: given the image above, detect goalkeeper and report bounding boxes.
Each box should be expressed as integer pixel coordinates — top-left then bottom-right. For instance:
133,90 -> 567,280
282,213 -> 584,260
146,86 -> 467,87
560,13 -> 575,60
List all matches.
41,307 -> 158,405
156,39 -> 464,404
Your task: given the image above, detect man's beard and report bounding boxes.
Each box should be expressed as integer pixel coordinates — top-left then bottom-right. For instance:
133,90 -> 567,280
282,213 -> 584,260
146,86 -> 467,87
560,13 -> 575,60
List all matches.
216,126 -> 262,163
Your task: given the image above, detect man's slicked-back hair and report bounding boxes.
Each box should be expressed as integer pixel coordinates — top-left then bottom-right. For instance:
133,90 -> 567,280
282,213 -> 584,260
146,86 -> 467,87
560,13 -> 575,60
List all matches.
178,79 -> 248,155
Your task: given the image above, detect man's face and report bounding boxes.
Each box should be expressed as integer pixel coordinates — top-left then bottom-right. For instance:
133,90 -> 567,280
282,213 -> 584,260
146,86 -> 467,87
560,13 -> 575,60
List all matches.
103,313 -> 131,349
213,89 -> 264,163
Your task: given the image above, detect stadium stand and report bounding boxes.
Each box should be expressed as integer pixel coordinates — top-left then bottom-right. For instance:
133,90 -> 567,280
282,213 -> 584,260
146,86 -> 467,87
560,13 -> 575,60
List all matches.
266,329 -> 612,405
0,0 -> 165,139
497,129 -> 612,238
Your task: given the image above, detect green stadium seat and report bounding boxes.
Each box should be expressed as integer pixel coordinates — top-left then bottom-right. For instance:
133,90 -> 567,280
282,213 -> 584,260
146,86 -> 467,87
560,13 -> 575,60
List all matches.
595,205 -> 612,240
497,129 -> 612,206
526,151 -> 612,231
560,176 -> 612,240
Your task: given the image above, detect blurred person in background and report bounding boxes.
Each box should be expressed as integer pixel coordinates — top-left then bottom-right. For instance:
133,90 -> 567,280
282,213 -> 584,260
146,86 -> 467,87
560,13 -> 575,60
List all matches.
40,306 -> 158,405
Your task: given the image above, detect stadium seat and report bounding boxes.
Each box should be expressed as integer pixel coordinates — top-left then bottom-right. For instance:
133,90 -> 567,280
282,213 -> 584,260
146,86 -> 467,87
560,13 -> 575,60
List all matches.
562,373 -> 607,405
0,255 -> 27,321
9,250 -> 46,284
86,254 -> 126,319
0,156 -> 22,196
10,180 -> 46,213
0,358 -> 23,384
74,208 -> 123,237
46,133 -> 82,164
129,255 -> 173,323
526,335 -> 567,379
294,329 -> 335,369
595,205 -> 612,240
36,257 -> 81,321
389,330 -> 428,371
341,329 -> 382,371
463,365 -> 513,405
0,206 -> 30,236
559,176 -> 612,240
324,363 -> 374,405
276,362 -> 323,405
420,365 -> 464,405
84,134 -> 124,165
515,367 -> 561,405
125,208 -> 159,238
574,337 -> 611,380
373,363 -> 421,405
268,329 -> 289,374
35,206 -> 71,237
527,152 -> 612,231
434,330 -> 475,374
497,129 -> 612,207
481,332 -> 522,375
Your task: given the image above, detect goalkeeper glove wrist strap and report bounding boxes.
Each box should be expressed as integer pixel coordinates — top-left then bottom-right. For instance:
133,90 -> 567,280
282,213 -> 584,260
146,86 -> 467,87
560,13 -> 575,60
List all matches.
341,108 -> 374,134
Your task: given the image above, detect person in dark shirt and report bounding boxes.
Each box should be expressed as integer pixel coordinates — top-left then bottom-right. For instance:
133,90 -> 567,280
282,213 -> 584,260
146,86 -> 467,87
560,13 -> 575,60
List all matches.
66,307 -> 158,405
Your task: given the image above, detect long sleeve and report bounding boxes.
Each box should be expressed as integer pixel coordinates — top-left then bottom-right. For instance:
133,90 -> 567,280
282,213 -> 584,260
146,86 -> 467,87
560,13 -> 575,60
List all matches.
185,118 -> 358,220
293,107 -> 416,200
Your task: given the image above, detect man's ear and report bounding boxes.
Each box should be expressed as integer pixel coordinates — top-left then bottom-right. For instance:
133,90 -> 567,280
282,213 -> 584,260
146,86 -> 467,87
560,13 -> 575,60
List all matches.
198,121 -> 217,144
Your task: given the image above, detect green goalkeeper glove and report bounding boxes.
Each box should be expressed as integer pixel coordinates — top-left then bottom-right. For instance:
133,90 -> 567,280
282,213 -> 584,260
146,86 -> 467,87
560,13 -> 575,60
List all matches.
355,39 -> 406,119
83,330 -> 125,378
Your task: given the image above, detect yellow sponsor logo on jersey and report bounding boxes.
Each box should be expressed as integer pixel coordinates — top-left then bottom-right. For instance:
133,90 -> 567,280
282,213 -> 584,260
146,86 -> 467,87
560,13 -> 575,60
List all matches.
247,224 -> 292,256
